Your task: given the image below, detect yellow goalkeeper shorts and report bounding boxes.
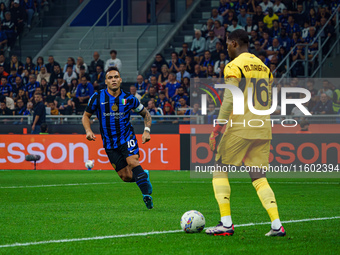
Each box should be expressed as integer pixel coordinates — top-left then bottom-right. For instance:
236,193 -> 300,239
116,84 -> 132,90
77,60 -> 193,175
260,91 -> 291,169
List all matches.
215,132 -> 270,168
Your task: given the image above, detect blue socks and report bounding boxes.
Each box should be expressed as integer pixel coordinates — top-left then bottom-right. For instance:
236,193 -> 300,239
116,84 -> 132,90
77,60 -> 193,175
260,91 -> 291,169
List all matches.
132,165 -> 149,195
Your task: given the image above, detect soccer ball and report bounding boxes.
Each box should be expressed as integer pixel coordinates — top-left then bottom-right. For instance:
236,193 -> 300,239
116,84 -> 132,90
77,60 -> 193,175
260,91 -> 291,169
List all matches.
180,210 -> 205,233
85,160 -> 94,169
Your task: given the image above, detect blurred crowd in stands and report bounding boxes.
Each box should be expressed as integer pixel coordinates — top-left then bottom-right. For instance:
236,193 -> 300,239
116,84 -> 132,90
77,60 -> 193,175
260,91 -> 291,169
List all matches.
0,49 -> 124,119
0,0 -> 49,52
138,0 -> 340,119
0,0 -> 340,125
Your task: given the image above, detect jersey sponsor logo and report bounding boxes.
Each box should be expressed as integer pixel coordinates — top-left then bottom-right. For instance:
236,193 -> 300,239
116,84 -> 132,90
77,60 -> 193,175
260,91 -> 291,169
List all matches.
103,112 -> 125,119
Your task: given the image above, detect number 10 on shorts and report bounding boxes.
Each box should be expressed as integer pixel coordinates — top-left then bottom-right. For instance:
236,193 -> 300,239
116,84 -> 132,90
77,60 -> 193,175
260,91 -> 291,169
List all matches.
127,140 -> 136,148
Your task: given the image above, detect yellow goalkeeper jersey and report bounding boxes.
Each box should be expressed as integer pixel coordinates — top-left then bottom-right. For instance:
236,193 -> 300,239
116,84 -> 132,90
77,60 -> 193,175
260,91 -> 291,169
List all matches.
219,52 -> 273,140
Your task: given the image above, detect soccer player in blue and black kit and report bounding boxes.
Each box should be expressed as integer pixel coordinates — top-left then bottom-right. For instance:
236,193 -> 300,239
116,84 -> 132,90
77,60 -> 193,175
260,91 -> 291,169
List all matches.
82,67 -> 154,209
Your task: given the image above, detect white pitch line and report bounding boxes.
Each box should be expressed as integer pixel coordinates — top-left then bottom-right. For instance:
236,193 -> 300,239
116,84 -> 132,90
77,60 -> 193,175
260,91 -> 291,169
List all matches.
0,216 -> 339,248
0,180 -> 339,189
0,182 -> 115,189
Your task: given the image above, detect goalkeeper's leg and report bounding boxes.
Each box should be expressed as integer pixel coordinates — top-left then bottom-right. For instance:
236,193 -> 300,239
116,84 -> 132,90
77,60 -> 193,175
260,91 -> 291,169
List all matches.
250,170 -> 286,236
206,169 -> 234,236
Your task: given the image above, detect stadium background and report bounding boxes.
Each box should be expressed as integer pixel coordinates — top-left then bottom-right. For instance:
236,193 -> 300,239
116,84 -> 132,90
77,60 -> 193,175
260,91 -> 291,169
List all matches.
0,1 -> 339,253
0,0 -> 339,170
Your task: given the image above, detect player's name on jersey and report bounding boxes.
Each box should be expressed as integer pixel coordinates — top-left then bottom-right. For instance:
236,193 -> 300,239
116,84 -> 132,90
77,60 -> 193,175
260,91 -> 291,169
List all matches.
244,64 -> 268,72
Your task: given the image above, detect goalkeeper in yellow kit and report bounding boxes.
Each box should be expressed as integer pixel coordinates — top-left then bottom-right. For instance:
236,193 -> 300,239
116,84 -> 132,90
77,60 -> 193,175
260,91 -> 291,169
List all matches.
205,29 -> 286,237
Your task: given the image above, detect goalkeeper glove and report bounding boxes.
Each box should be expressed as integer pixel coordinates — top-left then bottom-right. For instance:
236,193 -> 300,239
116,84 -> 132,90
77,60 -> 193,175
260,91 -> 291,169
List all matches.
209,124 -> 223,152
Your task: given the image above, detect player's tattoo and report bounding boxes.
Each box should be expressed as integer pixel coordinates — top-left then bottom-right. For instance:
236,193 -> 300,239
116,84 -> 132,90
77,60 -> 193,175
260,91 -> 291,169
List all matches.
139,108 -> 152,129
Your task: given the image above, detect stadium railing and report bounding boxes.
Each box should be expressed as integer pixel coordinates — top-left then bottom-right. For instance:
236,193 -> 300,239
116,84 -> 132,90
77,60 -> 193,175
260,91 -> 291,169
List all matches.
136,1 -> 174,71
78,0 -> 124,54
274,5 -> 340,82
0,114 -> 339,126
137,0 -> 204,75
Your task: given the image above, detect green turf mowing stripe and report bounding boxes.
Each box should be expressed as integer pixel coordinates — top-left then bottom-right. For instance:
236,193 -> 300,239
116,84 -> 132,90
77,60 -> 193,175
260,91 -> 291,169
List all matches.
0,216 -> 339,248
0,180 -> 338,189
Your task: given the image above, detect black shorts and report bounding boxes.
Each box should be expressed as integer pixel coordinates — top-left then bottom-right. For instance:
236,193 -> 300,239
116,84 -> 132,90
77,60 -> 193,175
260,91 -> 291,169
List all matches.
105,137 -> 140,172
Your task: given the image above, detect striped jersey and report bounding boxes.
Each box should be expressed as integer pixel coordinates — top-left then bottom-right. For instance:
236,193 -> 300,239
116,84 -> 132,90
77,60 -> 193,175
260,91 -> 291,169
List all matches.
85,89 -> 144,149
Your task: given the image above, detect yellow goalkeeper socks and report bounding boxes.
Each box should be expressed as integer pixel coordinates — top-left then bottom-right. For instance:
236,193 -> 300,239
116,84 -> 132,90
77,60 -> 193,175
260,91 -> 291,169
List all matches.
252,177 -> 282,229
213,171 -> 232,226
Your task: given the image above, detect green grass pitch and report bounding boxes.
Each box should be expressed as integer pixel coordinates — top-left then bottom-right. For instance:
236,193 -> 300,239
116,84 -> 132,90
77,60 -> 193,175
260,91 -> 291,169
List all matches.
0,170 -> 339,254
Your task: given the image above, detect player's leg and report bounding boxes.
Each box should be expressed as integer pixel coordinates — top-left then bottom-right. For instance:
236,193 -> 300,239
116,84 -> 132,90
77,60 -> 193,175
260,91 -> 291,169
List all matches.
105,148 -> 133,182
124,136 -> 153,209
124,135 -> 152,194
205,167 -> 234,236
206,133 -> 250,236
105,145 -> 153,209
126,154 -> 149,194
126,154 -> 153,209
245,140 -> 286,236
116,166 -> 134,182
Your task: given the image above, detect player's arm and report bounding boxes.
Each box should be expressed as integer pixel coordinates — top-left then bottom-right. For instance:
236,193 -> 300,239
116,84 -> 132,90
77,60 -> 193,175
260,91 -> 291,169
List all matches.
82,111 -> 96,141
139,108 -> 151,144
217,64 -> 241,121
209,65 -> 240,151
209,86 -> 234,152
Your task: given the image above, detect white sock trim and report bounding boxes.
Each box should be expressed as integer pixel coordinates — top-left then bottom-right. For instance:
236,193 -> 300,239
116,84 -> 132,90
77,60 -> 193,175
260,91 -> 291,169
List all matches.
221,216 -> 233,227
271,218 -> 282,230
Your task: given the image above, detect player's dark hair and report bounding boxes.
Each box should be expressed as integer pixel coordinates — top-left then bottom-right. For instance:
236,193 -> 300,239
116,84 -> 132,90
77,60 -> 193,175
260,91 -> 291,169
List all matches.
105,66 -> 120,77
228,29 -> 249,47
67,64 -> 73,69
110,50 -> 117,55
